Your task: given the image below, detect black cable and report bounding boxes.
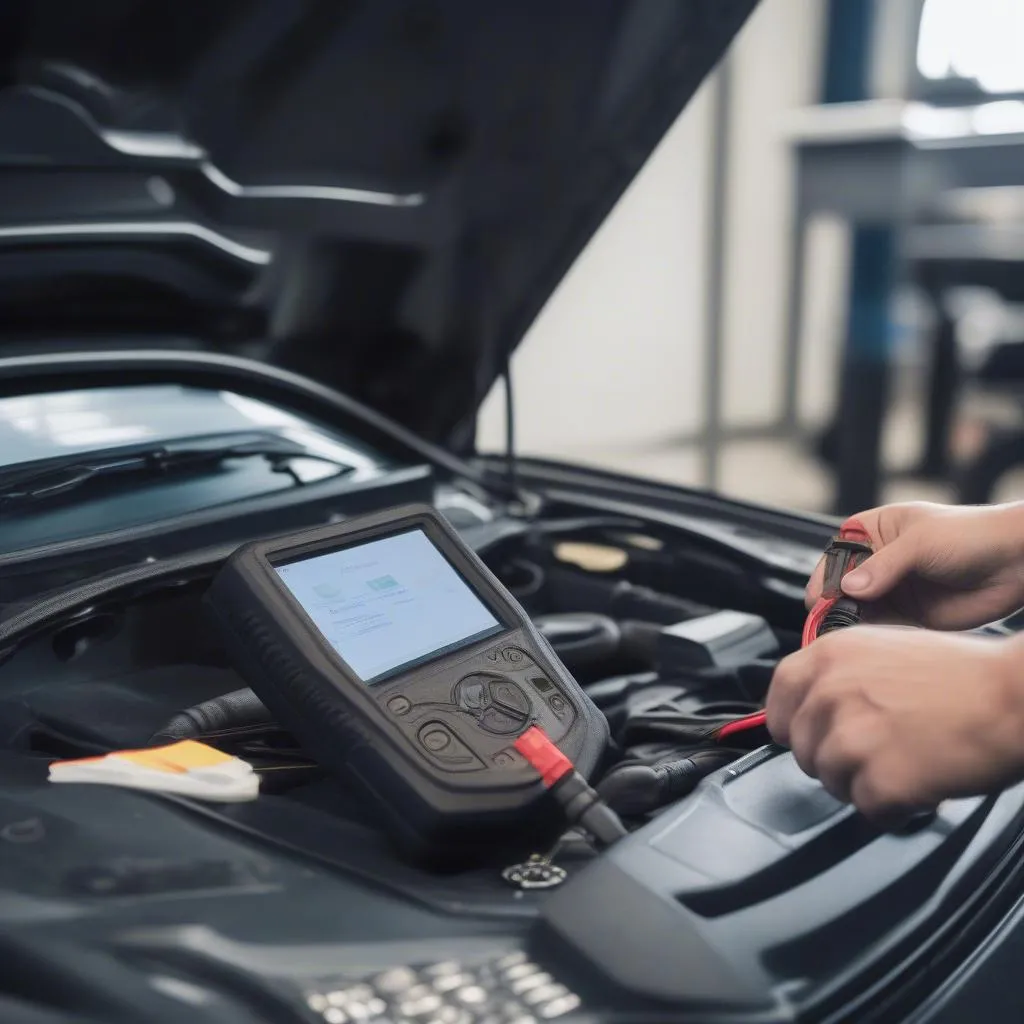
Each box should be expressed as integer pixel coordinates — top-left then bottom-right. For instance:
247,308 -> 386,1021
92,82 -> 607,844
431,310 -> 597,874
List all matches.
151,688 -> 272,744
597,749 -> 738,816
502,361 -> 519,505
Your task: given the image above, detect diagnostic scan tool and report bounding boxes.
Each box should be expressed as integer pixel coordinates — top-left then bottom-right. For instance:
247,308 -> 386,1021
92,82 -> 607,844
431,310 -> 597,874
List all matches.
207,504 -> 608,863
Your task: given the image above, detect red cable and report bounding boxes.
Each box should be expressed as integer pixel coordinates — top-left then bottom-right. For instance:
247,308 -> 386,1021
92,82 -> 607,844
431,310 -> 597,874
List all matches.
802,597 -> 834,648
713,518 -> 872,742
715,710 -> 766,741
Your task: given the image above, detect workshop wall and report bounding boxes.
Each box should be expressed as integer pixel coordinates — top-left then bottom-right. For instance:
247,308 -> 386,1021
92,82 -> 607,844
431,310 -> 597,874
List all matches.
477,0 -> 830,457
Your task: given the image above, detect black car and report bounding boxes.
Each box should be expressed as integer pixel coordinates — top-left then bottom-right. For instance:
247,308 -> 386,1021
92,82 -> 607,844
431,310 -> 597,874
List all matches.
0,3 -> 1020,1022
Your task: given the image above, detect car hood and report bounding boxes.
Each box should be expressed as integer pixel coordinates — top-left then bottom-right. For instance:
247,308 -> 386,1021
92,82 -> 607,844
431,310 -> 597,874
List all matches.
0,0 -> 756,445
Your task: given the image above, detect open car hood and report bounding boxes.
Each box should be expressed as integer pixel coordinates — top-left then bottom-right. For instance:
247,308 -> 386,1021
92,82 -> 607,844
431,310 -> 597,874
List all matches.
0,0 -> 756,446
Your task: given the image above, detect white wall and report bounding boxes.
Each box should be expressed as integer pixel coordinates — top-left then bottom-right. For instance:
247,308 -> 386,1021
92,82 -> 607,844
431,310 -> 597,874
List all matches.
721,0 -> 826,425
477,0 -> 831,457
477,80 -> 714,455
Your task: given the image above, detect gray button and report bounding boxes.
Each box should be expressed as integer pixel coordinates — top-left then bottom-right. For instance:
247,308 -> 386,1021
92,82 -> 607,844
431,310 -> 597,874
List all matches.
538,994 -> 581,1018
422,729 -> 452,752
491,681 -> 530,713
497,952 -> 528,969
432,973 -> 472,993
415,724 -> 486,771
387,696 -> 412,716
422,961 -> 461,977
478,707 -> 525,735
455,985 -> 488,1005
399,994 -> 443,1016
373,967 -> 417,993
504,964 -> 538,981
510,974 -> 553,994
522,985 -> 569,1006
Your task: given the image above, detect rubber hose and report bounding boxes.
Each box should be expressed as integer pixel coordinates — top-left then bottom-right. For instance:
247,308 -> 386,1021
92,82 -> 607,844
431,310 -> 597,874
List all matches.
534,613 -> 621,671
151,687 -> 272,743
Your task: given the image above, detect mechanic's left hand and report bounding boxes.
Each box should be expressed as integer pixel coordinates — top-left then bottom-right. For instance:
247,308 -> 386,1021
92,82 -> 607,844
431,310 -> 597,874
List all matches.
766,626 -> 1024,825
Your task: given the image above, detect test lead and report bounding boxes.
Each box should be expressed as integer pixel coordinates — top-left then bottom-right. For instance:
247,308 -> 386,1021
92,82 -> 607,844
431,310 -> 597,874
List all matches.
514,726 -> 627,847
712,519 -> 874,743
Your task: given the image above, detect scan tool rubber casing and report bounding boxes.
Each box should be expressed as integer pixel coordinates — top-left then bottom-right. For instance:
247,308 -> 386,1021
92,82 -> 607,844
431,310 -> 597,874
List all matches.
205,504 -> 608,866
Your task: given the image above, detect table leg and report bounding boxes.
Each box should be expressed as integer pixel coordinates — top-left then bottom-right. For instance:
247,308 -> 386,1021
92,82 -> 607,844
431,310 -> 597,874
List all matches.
917,300 -> 959,479
833,226 -> 897,515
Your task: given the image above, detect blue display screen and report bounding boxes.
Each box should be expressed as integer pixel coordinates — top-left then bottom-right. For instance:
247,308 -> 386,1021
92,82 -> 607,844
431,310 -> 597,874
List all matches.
275,529 -> 503,683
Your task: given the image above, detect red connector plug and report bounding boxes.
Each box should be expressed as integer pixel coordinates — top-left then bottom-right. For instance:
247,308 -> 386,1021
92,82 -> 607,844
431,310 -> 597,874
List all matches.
801,518 -> 872,648
514,726 -> 626,846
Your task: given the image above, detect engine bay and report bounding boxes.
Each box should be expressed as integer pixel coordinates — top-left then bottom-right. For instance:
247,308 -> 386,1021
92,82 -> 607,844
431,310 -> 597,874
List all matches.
0,510 -> 803,894
2,504 -> 1024,1023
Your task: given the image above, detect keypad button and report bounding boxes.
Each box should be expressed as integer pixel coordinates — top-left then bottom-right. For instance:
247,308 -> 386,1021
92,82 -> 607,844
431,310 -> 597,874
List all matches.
490,682 -> 530,714
522,985 -> 568,1006
422,729 -> 452,752
415,723 -> 485,771
455,678 -> 490,713
503,965 -> 537,981
302,952 -> 579,1024
455,985 -> 488,1005
510,974 -> 553,995
422,962 -> 462,978
400,993 -> 443,1017
432,973 -> 473,993
477,707 -> 526,735
373,967 -> 417,993
387,696 -> 412,716
435,1007 -> 472,1024
538,994 -> 581,1018
497,952 -> 528,969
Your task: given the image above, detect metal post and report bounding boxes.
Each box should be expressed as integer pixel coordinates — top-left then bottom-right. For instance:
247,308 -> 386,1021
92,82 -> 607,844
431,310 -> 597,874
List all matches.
703,58 -> 731,491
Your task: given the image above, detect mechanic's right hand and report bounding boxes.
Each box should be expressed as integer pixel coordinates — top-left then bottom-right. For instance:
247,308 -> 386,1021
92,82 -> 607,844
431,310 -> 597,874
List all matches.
806,501 -> 1024,631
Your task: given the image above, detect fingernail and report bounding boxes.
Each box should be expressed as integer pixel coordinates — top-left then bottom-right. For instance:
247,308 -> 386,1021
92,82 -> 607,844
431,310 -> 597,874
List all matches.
843,568 -> 870,592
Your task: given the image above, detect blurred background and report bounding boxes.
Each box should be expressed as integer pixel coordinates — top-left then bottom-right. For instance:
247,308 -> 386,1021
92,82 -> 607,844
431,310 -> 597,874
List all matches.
476,0 -> 1024,516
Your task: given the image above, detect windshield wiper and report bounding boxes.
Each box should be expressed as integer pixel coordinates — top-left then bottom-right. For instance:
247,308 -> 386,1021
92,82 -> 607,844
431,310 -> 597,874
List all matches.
0,432 -> 355,509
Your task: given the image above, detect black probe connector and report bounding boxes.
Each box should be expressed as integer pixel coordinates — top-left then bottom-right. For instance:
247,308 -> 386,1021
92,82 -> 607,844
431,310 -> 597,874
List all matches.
548,769 -> 629,846
514,726 -> 627,848
597,749 -> 738,816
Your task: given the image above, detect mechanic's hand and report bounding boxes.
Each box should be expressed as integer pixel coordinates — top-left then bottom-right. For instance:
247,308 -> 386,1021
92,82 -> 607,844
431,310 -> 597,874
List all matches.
806,501 -> 1024,630
766,626 -> 1024,824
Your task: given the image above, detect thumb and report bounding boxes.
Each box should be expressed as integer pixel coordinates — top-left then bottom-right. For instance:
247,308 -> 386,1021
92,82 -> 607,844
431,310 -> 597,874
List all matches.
841,537 -> 918,600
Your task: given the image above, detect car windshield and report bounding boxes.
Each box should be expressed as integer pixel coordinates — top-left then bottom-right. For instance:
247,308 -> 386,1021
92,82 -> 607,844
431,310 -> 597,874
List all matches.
0,384 -> 385,553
